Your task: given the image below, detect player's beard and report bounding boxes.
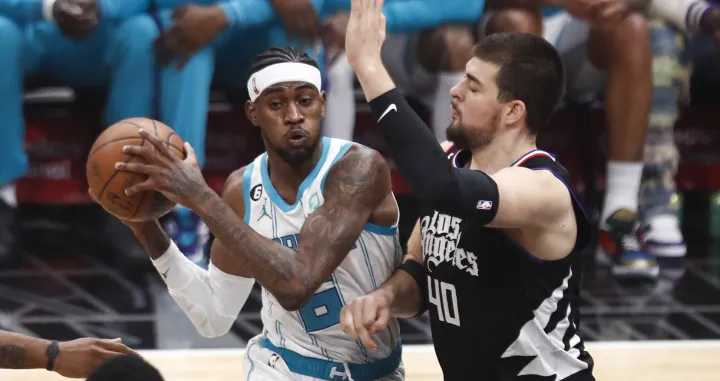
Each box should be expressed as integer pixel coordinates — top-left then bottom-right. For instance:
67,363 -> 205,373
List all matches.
446,112 -> 499,151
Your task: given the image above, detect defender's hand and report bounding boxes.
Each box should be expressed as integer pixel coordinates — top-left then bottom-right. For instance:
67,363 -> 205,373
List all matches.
340,293 -> 391,352
345,0 -> 387,70
53,0 -> 99,40
53,338 -> 139,378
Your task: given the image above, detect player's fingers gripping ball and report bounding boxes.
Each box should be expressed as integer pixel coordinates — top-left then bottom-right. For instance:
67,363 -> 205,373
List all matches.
87,117 -> 186,222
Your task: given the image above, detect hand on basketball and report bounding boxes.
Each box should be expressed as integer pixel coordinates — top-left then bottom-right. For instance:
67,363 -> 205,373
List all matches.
340,293 -> 391,352
53,0 -> 100,40
54,338 -> 139,378
345,0 -> 386,70
113,129 -> 210,211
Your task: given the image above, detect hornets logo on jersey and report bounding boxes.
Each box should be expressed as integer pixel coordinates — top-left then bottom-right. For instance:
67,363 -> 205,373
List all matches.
242,137 -> 404,365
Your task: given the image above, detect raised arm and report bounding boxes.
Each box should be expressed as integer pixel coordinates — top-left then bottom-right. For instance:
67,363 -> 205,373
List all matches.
191,145 -> 391,311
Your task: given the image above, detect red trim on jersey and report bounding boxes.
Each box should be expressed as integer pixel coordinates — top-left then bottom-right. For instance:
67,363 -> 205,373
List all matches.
443,143 -> 456,155
511,150 -> 555,167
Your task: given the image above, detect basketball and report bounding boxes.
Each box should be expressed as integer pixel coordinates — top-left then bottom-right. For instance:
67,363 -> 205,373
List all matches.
87,117 -> 186,222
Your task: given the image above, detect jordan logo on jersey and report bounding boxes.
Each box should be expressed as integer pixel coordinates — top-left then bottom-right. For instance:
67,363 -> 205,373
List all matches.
420,211 -> 478,277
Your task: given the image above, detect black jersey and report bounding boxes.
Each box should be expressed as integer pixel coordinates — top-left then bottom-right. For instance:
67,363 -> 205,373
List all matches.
419,145 -> 594,381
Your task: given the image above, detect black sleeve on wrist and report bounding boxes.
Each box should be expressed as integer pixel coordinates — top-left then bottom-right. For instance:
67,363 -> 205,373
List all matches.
396,259 -> 428,317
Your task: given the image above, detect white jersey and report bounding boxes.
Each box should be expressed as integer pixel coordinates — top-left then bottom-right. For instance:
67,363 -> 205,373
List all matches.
242,137 -> 403,365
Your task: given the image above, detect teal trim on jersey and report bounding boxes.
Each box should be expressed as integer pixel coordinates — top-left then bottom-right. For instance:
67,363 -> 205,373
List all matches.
259,337 -> 402,381
320,141 -> 353,193
261,137 -> 330,213
364,222 -> 397,236
357,235 -> 378,289
242,162 -> 255,223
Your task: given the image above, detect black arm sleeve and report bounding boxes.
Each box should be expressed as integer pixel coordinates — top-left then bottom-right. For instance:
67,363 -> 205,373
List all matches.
369,88 -> 500,223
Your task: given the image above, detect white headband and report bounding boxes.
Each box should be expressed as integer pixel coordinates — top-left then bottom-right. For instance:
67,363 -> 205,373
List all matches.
247,62 -> 322,102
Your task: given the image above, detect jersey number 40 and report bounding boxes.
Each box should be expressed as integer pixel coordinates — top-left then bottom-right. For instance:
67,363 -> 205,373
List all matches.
428,277 -> 461,327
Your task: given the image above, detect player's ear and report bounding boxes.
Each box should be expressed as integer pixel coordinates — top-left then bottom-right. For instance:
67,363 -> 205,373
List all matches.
245,100 -> 260,127
502,100 -> 526,127
319,90 -> 327,118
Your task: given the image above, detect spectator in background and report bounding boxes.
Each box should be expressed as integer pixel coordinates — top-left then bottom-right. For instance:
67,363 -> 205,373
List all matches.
481,0 -> 658,279
0,0 -> 160,265
639,1 -> 720,261
147,0 -> 329,268
320,0 -> 486,142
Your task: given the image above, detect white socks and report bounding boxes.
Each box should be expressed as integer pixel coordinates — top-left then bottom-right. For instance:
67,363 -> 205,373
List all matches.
322,54 -> 356,141
0,184 -> 16,207
602,161 -> 643,223
432,72 -> 465,141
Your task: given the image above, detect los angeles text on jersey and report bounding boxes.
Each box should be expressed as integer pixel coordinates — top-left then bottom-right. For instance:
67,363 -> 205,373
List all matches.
420,210 -> 478,276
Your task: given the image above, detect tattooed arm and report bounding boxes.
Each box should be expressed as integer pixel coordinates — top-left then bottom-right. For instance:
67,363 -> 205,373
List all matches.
0,331 -> 39,369
192,145 -> 391,311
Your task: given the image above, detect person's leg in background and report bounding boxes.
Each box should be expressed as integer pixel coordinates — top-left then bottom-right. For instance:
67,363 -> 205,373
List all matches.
153,7 -> 218,269
33,15 -> 164,267
323,52 -> 357,141
415,26 -> 476,141
483,8 -> 657,279
638,18 -> 690,260
0,16 -> 31,265
582,15 -> 656,279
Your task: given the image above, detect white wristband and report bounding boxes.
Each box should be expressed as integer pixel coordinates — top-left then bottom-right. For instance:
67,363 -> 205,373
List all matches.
43,0 -> 57,22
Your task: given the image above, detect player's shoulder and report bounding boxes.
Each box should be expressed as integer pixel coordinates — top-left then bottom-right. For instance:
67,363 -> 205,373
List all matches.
325,144 -> 391,194
333,144 -> 389,173
222,166 -> 250,200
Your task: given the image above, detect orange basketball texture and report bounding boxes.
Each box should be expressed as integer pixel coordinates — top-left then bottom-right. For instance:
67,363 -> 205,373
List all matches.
87,118 -> 186,222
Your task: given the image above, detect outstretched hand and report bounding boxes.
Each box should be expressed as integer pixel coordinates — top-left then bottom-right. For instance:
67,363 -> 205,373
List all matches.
345,0 -> 387,70
54,338 -> 139,378
113,129 -> 211,211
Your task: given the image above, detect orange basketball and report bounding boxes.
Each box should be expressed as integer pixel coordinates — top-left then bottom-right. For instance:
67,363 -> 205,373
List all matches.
87,117 -> 186,222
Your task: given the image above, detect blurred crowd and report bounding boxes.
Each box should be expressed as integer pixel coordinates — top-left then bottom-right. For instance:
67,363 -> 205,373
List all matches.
2,0 -> 720,283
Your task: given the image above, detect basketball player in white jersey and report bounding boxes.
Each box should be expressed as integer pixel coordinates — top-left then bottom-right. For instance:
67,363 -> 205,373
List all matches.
102,46 -> 405,381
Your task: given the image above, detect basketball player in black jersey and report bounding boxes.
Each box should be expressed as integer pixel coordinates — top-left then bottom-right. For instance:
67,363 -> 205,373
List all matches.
340,0 -> 594,379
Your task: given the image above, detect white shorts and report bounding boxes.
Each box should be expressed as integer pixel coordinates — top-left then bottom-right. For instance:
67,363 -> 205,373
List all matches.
243,335 -> 405,381
479,9 -> 606,103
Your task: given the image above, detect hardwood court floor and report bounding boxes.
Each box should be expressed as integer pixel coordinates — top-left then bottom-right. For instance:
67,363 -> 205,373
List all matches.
3,341 -> 719,381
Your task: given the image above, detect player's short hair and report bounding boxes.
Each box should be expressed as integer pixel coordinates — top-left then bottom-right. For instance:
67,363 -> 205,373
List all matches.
86,355 -> 164,381
248,47 -> 318,77
246,47 -> 321,102
473,33 -> 565,134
